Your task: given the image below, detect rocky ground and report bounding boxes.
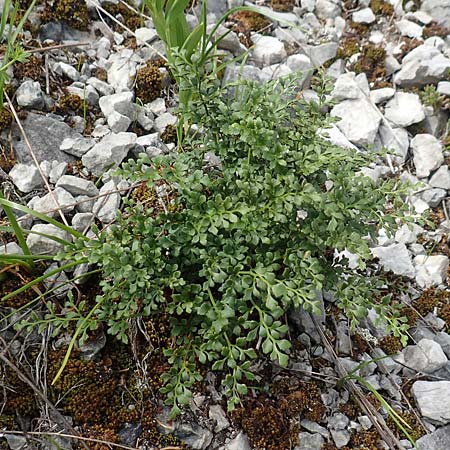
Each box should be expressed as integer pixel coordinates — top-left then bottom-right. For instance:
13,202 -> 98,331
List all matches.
1,0 -> 450,449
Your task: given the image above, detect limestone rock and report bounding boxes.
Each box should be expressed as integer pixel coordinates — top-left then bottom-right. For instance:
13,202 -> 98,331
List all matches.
331,98 -> 381,146
411,134 -> 443,178
384,92 -> 425,127
412,381 -> 450,424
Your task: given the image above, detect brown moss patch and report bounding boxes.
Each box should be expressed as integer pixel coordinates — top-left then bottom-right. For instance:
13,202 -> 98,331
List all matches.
386,411 -> 426,441
135,62 -> 164,104
0,108 -> 13,133
370,0 -> 394,15
102,1 -> 143,31
160,123 -> 177,144
229,10 -> 272,47
42,0 -> 89,30
233,380 -> 325,450
92,67 -> 108,82
414,288 -> 441,316
0,266 -> 45,308
271,0 -> 295,12
350,43 -> 386,83
396,38 -> 423,63
348,20 -> 370,36
350,429 -> 380,449
423,21 -> 450,39
13,55 -> 43,82
336,37 -> 360,59
379,335 -> 402,355
55,93 -> 84,114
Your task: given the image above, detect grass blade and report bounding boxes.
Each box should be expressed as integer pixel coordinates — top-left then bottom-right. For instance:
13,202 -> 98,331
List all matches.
0,197 -> 86,239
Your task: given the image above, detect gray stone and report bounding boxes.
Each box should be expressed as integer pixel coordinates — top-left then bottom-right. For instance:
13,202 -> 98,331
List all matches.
315,0 -> 341,18
136,105 -> 154,131
285,54 -> 313,86
385,92 -> 425,127
208,24 -> 244,55
67,84 -> 99,106
417,424 -> 450,450
0,242 -> 23,255
319,123 -> 358,150
429,165 -> 450,190
370,87 -> 395,104
29,187 -> 75,217
56,175 -> 99,197
99,91 -> 135,120
402,338 -> 448,372
222,64 -> 271,85
437,81 -> 450,96
407,10 -> 434,25
93,180 -> 120,223
148,97 -> 166,115
9,163 -> 43,193
395,223 -> 423,244
176,422 -> 213,449
223,432 -> 251,450
308,42 -> 339,67
331,98 -> 381,146
358,416 -> 373,430
420,187 -> 447,207
16,80 -> 44,109
87,77 -> 114,96
328,413 -> 350,430
54,61 -> 79,81
12,113 -> 78,164
296,432 -> 324,450
252,35 -> 287,67
411,134 -> 444,178
118,422 -> 142,446
394,45 -> 450,87
107,49 -> 139,92
332,72 -> 361,101
413,381 -> 450,424
371,243 -> 415,278
396,19 -> 423,38
378,124 -> 409,162
300,420 -> 329,438
71,212 -> 94,233
48,161 -> 67,184
107,111 -> 132,133
352,8 -> 376,24
75,195 -> 95,213
414,254 -> 449,287
330,429 -> 350,448
43,263 -> 70,298
208,405 -> 230,432
135,27 -> 157,45
26,224 -> 72,255
385,54 -> 402,76
82,132 -> 137,176
60,135 -> 96,157
421,0 -> 450,28
154,112 -> 177,132
5,435 -> 29,450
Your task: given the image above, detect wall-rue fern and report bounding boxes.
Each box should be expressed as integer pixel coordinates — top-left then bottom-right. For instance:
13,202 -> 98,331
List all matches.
42,69 -> 415,417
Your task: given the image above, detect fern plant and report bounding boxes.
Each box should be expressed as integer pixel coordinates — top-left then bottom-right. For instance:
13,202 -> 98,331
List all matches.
44,68 -> 415,416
